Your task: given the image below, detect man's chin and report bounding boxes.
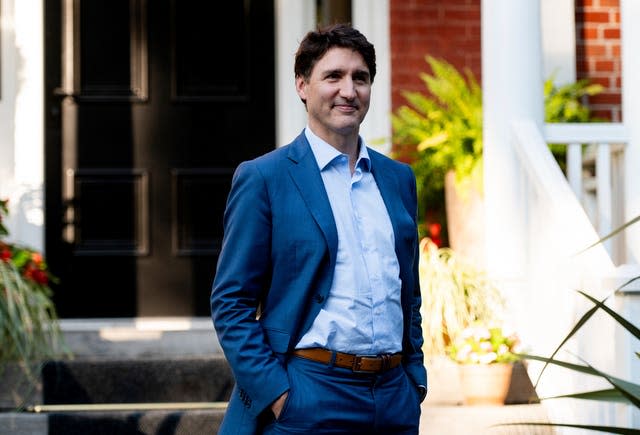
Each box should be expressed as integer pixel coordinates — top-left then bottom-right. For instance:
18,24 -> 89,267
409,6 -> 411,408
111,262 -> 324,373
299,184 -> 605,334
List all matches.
331,124 -> 360,137
332,116 -> 365,132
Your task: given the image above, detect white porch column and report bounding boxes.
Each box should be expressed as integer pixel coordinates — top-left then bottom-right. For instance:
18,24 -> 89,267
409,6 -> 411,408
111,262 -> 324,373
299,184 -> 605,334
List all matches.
620,2 -> 640,426
540,0 -> 576,85
352,0 -> 392,154
275,0 -> 315,147
621,0 -> 640,264
482,0 -> 544,280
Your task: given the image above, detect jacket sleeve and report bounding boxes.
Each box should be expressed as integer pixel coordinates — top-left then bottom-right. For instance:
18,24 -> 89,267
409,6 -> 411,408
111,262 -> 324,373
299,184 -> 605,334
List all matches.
403,164 -> 428,389
211,160 -> 289,418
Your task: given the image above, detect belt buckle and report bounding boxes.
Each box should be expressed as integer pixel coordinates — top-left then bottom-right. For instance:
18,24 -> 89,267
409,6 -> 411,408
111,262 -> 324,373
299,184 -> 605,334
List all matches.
351,354 -> 377,373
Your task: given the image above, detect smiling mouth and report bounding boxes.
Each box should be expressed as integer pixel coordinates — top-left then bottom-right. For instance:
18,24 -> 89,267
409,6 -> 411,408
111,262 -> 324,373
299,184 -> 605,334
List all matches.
334,104 -> 358,112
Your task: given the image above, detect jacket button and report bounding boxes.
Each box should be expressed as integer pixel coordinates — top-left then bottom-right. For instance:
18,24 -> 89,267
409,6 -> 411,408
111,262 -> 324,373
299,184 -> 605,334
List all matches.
315,294 -> 325,303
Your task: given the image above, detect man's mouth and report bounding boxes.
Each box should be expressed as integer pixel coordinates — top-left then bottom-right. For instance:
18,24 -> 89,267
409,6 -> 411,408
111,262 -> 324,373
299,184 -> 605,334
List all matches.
333,103 -> 358,112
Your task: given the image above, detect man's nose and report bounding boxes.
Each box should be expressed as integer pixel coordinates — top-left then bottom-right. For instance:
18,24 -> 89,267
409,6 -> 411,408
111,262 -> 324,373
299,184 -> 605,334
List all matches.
339,78 -> 356,99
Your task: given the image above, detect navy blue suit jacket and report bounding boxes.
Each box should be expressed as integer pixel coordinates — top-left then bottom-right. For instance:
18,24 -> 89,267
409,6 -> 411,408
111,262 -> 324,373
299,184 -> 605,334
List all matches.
211,132 -> 426,435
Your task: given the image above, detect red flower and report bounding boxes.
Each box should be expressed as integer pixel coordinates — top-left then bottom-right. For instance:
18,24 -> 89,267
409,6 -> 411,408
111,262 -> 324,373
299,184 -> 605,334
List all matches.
428,222 -> 442,237
21,261 -> 49,285
428,222 -> 443,247
31,269 -> 49,285
23,264 -> 34,279
31,252 -> 43,265
0,248 -> 11,262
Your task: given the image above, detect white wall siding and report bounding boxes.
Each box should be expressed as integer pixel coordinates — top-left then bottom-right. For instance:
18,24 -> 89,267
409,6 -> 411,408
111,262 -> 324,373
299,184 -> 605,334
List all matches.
275,0 -> 315,147
0,0 -> 45,252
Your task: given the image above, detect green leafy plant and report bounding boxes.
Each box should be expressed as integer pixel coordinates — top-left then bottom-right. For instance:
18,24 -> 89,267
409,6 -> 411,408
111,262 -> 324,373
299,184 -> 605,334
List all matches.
544,75 -> 604,123
500,218 -> 640,434
419,237 -> 505,360
392,56 -> 482,213
448,325 -> 521,365
392,58 -> 603,234
0,199 -> 66,373
545,76 -> 605,172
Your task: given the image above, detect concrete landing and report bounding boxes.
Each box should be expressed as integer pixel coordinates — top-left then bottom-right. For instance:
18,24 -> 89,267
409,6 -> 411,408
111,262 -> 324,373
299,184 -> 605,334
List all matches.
421,403 -> 555,434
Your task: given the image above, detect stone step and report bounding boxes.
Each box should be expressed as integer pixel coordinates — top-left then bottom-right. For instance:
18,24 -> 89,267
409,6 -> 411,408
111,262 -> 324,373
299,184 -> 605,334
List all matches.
1,356 -> 234,410
59,317 -> 221,359
42,356 -> 233,405
1,403 -> 555,435
0,409 -> 226,435
1,318 -> 232,434
48,409 -> 226,435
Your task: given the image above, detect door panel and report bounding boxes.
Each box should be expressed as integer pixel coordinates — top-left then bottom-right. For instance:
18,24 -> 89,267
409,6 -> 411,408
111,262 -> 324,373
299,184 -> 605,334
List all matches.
77,0 -> 147,101
172,1 -> 249,100
46,0 -> 275,317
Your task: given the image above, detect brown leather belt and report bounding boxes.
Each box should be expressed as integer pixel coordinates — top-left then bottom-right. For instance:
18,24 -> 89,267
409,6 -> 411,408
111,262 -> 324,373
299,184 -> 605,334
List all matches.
292,348 -> 403,373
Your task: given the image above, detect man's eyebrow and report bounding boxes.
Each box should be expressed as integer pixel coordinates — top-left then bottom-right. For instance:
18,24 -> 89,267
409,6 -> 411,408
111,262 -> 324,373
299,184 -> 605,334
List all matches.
322,68 -> 345,77
321,68 -> 370,79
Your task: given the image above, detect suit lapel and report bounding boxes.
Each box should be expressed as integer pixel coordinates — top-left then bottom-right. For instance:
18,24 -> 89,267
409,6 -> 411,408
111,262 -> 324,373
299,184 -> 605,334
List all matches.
370,151 -> 406,259
285,137 -> 409,283
287,134 -> 338,262
370,151 -> 415,314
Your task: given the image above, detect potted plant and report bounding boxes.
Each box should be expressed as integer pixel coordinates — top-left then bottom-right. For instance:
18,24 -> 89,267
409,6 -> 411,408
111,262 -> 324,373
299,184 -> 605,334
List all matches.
418,237 -> 505,361
418,237 -> 537,405
447,325 -> 521,405
392,57 -> 603,262
0,199 -> 67,409
392,56 -> 483,260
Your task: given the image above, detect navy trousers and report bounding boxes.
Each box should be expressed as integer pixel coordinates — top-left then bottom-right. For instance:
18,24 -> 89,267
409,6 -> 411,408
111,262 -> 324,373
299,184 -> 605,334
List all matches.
262,354 -> 422,435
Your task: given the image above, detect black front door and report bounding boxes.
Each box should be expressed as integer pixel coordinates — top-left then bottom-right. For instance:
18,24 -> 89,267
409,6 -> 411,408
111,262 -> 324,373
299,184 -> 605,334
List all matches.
45,1 -> 275,317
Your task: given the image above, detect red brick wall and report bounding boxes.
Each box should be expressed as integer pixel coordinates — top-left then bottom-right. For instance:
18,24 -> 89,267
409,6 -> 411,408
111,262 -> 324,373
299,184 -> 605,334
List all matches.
389,0 -> 622,121
575,0 -> 622,121
389,0 -> 481,113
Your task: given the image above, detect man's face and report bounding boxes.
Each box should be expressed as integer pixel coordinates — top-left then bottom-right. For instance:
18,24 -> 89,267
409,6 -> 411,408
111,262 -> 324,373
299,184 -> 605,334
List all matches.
296,47 -> 371,142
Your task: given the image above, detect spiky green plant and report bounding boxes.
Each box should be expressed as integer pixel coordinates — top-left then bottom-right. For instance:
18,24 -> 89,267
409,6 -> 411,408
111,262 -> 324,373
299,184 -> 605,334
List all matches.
0,199 -> 66,381
500,217 -> 640,434
419,238 -> 505,360
0,261 -> 64,363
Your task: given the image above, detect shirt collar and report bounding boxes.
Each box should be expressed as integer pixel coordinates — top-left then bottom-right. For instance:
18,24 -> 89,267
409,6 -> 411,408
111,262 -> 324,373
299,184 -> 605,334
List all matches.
305,127 -> 371,172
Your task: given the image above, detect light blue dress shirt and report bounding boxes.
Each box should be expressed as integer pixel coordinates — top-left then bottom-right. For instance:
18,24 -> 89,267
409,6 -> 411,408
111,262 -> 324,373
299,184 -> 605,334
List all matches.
295,127 -> 403,355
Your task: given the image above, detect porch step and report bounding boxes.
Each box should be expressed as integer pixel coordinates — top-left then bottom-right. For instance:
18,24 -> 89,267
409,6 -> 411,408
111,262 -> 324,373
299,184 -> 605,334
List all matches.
0,409 -> 225,435
42,356 -> 233,405
1,357 -> 233,435
47,409 -> 225,435
58,317 -> 222,360
2,319 -> 235,434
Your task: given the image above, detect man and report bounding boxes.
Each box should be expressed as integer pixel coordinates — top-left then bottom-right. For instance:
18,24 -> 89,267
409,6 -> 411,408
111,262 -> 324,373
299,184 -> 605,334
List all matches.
211,24 -> 427,435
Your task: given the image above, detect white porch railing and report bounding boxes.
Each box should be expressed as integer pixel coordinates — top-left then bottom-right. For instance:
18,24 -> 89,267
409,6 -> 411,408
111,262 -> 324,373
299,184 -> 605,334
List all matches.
511,118 -> 639,430
544,122 -> 629,264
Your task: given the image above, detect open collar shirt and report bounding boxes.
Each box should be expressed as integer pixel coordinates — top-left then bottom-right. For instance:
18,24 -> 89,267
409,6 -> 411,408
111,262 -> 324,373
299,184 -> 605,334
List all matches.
295,127 -> 403,355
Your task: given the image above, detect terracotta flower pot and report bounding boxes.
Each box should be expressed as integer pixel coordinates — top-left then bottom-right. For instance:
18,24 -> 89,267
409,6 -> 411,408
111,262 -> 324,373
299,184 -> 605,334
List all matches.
444,170 -> 485,269
458,363 -> 513,405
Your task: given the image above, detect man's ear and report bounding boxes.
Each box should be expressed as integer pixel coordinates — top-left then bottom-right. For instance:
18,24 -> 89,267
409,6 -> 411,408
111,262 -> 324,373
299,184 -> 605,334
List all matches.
295,76 -> 307,103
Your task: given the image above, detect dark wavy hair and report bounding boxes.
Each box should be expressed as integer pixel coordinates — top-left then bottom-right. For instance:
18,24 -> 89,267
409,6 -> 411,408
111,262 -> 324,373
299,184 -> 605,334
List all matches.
294,23 -> 376,83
